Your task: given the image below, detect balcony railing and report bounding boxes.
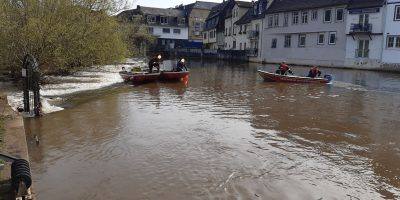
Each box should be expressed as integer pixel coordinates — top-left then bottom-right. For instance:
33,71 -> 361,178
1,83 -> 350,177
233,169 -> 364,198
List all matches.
355,49 -> 369,58
248,31 -> 259,39
246,49 -> 258,56
350,23 -> 372,33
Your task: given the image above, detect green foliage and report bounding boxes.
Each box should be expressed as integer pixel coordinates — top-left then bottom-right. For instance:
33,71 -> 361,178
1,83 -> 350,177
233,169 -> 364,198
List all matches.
0,0 -> 139,75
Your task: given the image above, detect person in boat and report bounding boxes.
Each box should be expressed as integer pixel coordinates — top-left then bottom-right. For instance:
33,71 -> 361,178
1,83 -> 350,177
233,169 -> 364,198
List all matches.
121,66 -> 127,72
276,61 -> 293,75
148,54 -> 162,73
308,66 -> 322,78
176,58 -> 188,72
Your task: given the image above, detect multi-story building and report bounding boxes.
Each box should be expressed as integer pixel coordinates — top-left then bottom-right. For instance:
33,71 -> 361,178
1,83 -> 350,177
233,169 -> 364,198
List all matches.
345,0 -> 385,69
203,0 -> 235,50
382,0 -> 400,67
178,1 -> 219,47
224,1 -> 252,50
118,6 -> 189,50
262,0 -> 349,66
234,0 -> 268,62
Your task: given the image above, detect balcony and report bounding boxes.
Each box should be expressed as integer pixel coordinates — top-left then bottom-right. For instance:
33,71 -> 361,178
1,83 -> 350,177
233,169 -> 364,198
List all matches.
350,23 -> 372,33
248,31 -> 259,40
246,49 -> 258,56
355,49 -> 369,58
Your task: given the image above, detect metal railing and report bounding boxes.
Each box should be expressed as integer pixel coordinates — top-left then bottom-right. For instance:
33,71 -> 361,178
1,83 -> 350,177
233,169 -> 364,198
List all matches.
350,23 -> 372,33
248,30 -> 259,39
355,49 -> 369,58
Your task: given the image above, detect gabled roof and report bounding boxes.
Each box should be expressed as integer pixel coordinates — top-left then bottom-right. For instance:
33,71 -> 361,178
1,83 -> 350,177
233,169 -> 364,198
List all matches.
139,6 -> 186,17
266,0 -> 349,13
193,1 -> 220,10
235,7 -> 254,25
236,1 -> 253,8
347,0 -> 385,9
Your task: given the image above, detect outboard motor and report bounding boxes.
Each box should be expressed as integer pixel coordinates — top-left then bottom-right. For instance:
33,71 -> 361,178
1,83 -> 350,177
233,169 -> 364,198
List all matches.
324,75 -> 333,83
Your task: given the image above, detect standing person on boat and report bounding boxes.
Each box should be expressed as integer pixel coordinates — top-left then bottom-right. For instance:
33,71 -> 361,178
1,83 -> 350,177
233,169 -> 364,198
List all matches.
176,58 -> 188,72
308,66 -> 322,78
148,54 -> 162,73
276,61 -> 293,75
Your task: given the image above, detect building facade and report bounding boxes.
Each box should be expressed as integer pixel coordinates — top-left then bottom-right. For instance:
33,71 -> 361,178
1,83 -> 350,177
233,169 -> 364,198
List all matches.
382,0 -> 400,67
262,0 -> 349,66
224,1 -> 252,50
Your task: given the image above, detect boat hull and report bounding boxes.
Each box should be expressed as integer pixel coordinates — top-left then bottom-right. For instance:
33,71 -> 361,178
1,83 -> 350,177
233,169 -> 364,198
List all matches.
131,73 -> 160,85
160,71 -> 190,82
258,70 -> 330,84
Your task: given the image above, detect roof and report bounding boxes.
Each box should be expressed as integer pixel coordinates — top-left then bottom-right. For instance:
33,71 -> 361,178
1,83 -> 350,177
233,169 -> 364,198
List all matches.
347,0 -> 385,9
193,1 -> 220,10
235,8 -> 254,25
139,6 -> 185,17
236,1 -> 253,8
266,0 -> 350,13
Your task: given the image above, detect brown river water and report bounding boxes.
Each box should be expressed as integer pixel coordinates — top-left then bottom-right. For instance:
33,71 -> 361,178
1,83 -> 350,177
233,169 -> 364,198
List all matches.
24,60 -> 400,199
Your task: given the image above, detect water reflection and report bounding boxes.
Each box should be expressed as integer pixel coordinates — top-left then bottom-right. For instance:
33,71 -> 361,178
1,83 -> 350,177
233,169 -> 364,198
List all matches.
26,60 -> 400,199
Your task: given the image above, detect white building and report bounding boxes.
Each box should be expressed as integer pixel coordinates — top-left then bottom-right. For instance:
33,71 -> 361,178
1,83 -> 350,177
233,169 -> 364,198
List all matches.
262,0 -> 349,67
382,0 -> 400,67
224,1 -> 252,50
344,0 -> 385,69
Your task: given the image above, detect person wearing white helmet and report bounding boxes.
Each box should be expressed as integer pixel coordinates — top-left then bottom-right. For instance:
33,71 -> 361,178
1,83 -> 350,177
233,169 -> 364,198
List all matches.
176,58 -> 188,72
148,54 -> 162,73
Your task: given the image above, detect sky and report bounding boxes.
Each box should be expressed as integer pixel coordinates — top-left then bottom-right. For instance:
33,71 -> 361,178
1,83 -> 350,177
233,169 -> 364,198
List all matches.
129,0 -> 251,9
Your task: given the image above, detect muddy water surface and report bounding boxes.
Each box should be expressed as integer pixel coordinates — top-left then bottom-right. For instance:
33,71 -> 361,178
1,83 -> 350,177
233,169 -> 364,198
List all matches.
25,61 -> 400,199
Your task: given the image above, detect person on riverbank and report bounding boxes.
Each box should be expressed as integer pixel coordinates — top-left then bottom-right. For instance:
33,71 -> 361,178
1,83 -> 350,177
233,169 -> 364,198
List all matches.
308,66 -> 322,78
148,54 -> 162,73
176,58 -> 188,72
276,61 -> 293,75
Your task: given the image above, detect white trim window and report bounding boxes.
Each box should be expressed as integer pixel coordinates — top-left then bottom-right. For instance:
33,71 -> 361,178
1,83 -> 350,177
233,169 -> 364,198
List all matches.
274,14 -> 279,27
284,35 -> 291,48
160,16 -> 168,24
301,11 -> 308,24
283,13 -> 289,26
292,11 -> 299,25
336,8 -> 344,21
311,10 -> 318,21
387,35 -> 400,48
268,15 -> 273,28
148,27 -> 154,34
271,38 -> 277,48
329,32 -> 337,44
324,9 -> 332,22
173,29 -> 181,34
298,34 -> 306,47
162,28 -> 170,33
395,5 -> 400,21
317,33 -> 325,45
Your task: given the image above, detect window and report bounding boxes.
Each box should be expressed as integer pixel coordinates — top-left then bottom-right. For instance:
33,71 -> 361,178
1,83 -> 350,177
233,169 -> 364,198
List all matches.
148,27 -> 154,34
173,29 -> 181,34
160,16 -> 168,24
240,43 -> 242,50
233,41 -> 236,49
329,32 -> 336,44
271,38 -> 277,48
356,40 -> 369,58
292,12 -> 299,24
162,28 -> 170,33
395,6 -> 400,20
359,14 -> 369,25
318,33 -> 325,45
284,35 -> 291,47
336,8 -> 344,21
274,14 -> 279,27
284,13 -> 289,26
179,18 -> 186,25
244,43 -> 247,49
298,34 -> 306,47
268,15 -> 273,27
301,11 -> 308,24
194,22 -> 201,31
397,36 -> 400,48
243,25 -> 247,34
324,9 -> 332,22
387,36 -> 395,48
203,32 -> 207,39
225,28 -> 228,36
147,15 -> 156,23
233,26 -> 236,35
311,10 -> 318,21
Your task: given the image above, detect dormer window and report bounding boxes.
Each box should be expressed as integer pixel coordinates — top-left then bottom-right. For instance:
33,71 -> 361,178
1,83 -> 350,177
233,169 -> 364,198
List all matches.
147,15 -> 156,23
160,16 -> 168,24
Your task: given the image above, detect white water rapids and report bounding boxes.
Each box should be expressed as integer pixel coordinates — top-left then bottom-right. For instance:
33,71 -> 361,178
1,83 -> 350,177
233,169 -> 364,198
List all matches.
7,59 -> 147,114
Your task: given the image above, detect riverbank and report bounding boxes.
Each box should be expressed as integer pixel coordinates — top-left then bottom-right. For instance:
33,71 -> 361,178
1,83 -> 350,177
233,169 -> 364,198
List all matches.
0,91 -> 33,200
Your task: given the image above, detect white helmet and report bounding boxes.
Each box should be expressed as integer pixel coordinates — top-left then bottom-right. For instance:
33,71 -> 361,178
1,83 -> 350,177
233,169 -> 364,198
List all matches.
181,58 -> 185,63
157,55 -> 162,60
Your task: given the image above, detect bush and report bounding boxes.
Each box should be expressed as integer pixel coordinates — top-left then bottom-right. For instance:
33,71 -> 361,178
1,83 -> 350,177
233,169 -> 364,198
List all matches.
0,0 -> 138,75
